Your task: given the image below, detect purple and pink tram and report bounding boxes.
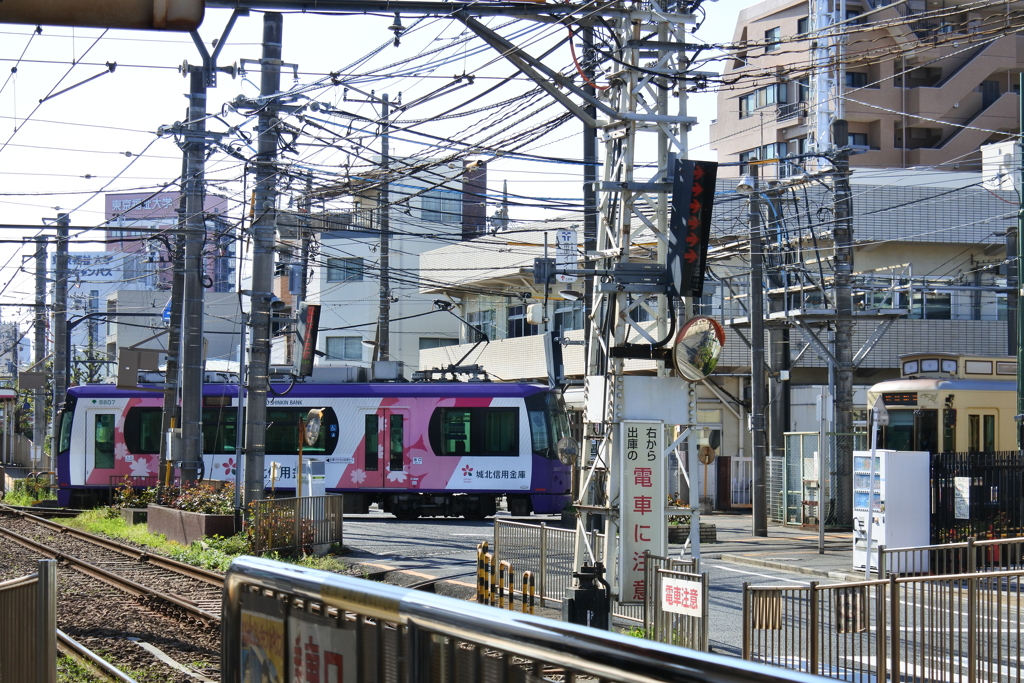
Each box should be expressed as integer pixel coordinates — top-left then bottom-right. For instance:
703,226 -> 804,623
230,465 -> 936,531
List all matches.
55,380 -> 573,518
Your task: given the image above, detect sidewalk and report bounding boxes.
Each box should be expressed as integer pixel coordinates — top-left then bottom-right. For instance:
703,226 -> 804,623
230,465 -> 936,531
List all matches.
678,512 -> 867,583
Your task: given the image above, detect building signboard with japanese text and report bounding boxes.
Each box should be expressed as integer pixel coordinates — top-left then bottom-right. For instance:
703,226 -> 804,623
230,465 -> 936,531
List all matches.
619,420 -> 666,604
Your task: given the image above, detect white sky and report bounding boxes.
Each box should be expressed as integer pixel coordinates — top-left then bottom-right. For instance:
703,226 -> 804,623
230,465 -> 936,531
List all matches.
0,1 -> 758,334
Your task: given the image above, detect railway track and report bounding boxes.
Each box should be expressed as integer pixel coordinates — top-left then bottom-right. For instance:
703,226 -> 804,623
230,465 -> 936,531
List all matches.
0,506 -> 224,624
0,506 -> 224,682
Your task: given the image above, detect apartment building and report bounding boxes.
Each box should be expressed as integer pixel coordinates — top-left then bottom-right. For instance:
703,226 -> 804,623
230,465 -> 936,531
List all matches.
298,160 -> 486,375
709,0 -> 1024,179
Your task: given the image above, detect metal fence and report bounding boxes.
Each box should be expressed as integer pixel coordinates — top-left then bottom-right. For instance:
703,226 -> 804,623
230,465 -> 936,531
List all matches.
743,568 -> 1024,682
880,535 -> 1024,578
249,494 -> 344,555
0,559 -> 55,683
493,519 -> 595,608
223,555 -> 820,683
493,519 -> 703,640
931,451 -> 1024,544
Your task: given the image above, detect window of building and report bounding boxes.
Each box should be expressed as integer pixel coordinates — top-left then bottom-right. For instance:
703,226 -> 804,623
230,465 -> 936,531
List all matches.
326,336 -> 363,360
764,27 -> 781,52
849,132 -> 869,148
421,188 -> 461,223
846,8 -> 866,24
739,142 -> 790,175
909,292 -> 951,320
326,257 -> 364,282
554,299 -> 584,332
507,304 -> 538,339
845,72 -> 869,88
419,337 -> 458,350
797,77 -> 810,102
466,309 -> 495,342
797,16 -> 810,34
739,83 -> 787,118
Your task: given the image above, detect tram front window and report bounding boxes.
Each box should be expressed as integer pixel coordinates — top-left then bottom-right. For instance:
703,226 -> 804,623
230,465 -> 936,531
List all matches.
885,411 -> 914,450
882,409 -> 938,453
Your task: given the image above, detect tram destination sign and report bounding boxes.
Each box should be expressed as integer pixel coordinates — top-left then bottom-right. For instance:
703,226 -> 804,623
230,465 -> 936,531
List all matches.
882,392 -> 917,406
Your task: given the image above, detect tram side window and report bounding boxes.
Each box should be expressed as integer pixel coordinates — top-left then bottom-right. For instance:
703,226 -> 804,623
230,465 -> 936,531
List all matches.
202,409 -> 238,454
390,414 -> 404,471
968,414 -> 980,452
432,407 -> 519,456
94,414 -> 115,469
265,407 -> 339,456
124,408 -> 162,454
441,409 -> 472,455
483,410 -> 517,455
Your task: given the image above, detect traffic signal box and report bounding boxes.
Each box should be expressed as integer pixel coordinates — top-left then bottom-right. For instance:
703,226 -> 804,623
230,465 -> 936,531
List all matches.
667,159 -> 718,298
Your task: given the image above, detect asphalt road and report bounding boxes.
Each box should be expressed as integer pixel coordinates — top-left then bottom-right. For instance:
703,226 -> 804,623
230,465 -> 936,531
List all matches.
340,508 -> 821,659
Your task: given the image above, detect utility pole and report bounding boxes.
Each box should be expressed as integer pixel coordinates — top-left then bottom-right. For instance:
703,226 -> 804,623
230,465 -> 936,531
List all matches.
52,213 -> 68,458
832,120 -> 854,525
179,65 -> 209,486
243,11 -> 283,508
160,178 -> 186,482
377,93 -> 391,362
744,174 -> 768,537
33,237 -> 46,471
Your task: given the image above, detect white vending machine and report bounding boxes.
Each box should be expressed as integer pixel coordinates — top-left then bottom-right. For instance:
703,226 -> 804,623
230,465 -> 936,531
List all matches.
852,449 -> 930,573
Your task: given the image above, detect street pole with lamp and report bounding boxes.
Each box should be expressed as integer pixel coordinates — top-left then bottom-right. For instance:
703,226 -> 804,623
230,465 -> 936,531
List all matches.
738,171 -> 769,537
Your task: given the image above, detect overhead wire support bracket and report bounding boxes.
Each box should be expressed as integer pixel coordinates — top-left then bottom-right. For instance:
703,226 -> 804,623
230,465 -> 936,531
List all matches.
38,62 -> 115,104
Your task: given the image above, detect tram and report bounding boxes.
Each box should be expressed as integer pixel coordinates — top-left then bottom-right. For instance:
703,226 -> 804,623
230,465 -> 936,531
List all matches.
54,375 -> 574,518
865,353 -> 1017,454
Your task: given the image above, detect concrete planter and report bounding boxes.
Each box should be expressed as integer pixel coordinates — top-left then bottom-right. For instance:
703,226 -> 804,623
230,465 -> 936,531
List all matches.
147,505 -> 236,546
121,508 -> 147,525
668,523 -> 717,544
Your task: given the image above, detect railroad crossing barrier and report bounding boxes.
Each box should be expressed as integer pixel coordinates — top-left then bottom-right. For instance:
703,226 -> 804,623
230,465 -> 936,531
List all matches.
222,554 -> 826,683
0,558 -> 56,683
743,568 -> 1024,682
249,494 -> 343,555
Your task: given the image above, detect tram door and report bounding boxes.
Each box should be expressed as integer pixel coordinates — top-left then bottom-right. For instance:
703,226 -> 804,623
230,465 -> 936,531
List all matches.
85,409 -> 119,482
384,408 -> 410,488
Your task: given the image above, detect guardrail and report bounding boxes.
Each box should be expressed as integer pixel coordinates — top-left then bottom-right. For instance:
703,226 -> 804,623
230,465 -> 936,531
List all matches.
222,555 -> 825,683
743,568 -> 1024,682
0,559 -> 56,683
249,494 -> 343,555
880,535 -> 1024,577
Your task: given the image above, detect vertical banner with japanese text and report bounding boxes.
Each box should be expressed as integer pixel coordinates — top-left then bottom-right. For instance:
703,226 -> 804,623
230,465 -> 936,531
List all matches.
619,420 -> 666,604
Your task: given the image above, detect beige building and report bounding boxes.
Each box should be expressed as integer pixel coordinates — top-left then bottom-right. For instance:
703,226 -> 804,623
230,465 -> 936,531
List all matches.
710,0 -> 1024,179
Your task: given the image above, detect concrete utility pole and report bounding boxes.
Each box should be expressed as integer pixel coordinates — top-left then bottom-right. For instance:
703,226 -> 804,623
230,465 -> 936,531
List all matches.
832,120 -> 854,525
243,11 -> 283,507
52,213 -> 68,455
33,237 -> 46,471
160,183 -> 186,482
377,93 -> 391,362
179,66 -> 208,486
745,177 -> 768,537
